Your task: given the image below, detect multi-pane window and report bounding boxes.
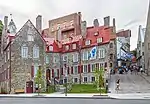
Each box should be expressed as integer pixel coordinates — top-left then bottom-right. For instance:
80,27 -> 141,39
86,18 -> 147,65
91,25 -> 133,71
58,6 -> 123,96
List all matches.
28,35 -> 34,41
21,45 -> 28,58
99,63 -> 104,69
83,65 -> 88,73
98,48 -> 105,58
74,78 -> 78,83
91,77 -> 95,82
73,66 -> 78,74
73,53 -> 78,62
33,45 -> 39,58
91,64 -> 96,72
85,40 -> 91,45
82,51 -> 88,60
83,77 -> 87,83
45,55 -> 49,64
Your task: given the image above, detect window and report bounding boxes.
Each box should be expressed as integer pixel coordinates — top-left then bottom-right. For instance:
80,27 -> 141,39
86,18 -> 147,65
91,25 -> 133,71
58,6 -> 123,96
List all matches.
85,40 -> 91,45
28,35 -> 34,41
82,51 -> 88,60
142,52 -> 144,56
110,63 -> 112,67
63,55 -> 68,62
53,56 -> 58,63
97,38 -> 103,43
72,43 -> 76,49
21,45 -> 28,58
33,45 -> 39,58
45,55 -> 49,64
49,46 -> 53,51
99,63 -> 104,69
98,48 -> 105,58
110,43 -> 113,48
91,64 -> 96,72
110,54 -> 113,60
57,24 -> 61,29
83,77 -> 87,83
91,77 -> 95,82
73,53 -> 78,62
73,66 -> 78,74
70,20 -> 74,26
74,78 -> 78,83
65,45 -> 69,50
83,65 -> 88,73
34,65 -> 39,77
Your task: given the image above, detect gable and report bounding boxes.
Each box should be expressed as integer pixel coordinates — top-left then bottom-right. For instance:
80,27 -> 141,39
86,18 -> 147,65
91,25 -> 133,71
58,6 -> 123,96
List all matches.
13,20 -> 45,46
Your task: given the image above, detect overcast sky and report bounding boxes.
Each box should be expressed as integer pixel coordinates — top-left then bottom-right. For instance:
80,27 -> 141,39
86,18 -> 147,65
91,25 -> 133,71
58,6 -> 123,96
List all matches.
0,0 -> 149,50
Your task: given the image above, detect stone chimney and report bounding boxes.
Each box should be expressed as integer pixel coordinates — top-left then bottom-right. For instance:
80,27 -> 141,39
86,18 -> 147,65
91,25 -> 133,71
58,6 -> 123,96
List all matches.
4,16 -> 8,30
56,28 -> 61,41
36,15 -> 42,34
81,21 -> 87,38
93,19 -> 99,27
104,16 -> 110,27
113,18 -> 116,33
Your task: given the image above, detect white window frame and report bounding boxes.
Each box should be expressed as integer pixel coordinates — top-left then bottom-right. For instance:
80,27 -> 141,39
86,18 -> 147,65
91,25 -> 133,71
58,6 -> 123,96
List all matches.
73,53 -> 78,62
33,45 -> 39,58
98,48 -> 105,58
97,38 -> 103,43
21,45 -> 28,58
83,64 -> 88,73
85,40 -> 91,45
72,43 -> 76,49
99,63 -> 104,70
73,66 -> 78,74
28,35 -> 34,41
45,55 -> 49,64
49,46 -> 53,51
91,64 -> 96,72
82,51 -> 88,60
63,54 -> 68,62
83,77 -> 88,83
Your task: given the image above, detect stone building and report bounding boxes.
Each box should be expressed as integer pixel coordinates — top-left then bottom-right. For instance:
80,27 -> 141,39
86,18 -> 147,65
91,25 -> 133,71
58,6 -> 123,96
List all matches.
0,15 -> 46,93
136,25 -> 146,70
42,13 -> 117,84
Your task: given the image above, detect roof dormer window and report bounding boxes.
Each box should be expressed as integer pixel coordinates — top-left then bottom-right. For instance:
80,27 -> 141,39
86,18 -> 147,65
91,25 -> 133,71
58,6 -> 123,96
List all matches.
85,40 -> 91,45
49,46 -> 53,51
65,45 -> 69,50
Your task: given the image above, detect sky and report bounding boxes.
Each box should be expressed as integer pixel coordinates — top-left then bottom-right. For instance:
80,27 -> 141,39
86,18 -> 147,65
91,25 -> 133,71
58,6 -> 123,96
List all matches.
0,0 -> 149,50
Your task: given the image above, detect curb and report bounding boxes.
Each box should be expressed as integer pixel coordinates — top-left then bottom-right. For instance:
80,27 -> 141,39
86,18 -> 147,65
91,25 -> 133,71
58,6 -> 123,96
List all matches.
0,95 -> 115,99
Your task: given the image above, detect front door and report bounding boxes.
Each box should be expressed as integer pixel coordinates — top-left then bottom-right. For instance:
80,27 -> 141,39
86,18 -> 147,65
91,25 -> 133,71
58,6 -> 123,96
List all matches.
26,81 -> 33,93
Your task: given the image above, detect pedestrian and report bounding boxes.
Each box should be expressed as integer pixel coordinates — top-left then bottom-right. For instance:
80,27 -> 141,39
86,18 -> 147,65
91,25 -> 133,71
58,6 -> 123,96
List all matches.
115,79 -> 120,90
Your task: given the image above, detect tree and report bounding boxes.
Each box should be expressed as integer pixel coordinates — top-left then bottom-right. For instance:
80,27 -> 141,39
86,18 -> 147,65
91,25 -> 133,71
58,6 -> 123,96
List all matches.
93,67 -> 104,94
0,20 -> 3,36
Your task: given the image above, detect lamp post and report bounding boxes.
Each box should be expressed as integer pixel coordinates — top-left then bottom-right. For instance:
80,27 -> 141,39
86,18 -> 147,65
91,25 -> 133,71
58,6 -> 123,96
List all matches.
64,63 -> 67,96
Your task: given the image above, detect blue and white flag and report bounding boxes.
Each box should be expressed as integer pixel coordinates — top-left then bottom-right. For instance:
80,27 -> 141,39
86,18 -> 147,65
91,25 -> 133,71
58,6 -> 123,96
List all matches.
89,46 -> 97,59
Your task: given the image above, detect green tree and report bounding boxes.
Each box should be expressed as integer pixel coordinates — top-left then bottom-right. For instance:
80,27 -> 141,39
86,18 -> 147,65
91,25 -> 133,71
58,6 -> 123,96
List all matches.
93,67 -> 104,94
0,20 -> 3,36
35,66 -> 44,93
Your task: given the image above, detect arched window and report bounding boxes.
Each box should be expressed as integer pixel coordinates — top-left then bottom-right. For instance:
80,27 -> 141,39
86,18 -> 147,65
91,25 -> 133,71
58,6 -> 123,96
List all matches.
21,44 -> 28,58
33,45 -> 39,58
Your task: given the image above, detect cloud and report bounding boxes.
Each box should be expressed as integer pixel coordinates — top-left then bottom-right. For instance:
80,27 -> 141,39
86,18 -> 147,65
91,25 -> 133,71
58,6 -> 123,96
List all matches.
0,0 -> 149,50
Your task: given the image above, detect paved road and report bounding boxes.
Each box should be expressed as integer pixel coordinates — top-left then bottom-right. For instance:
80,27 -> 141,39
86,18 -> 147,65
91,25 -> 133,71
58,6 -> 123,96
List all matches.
0,98 -> 150,104
109,73 -> 150,94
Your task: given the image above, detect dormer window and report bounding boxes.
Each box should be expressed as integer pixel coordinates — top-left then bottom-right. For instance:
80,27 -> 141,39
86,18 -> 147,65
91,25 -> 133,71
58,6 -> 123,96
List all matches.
49,46 -> 53,51
57,24 -> 61,30
97,38 -> 103,43
65,45 -> 69,50
85,40 -> 91,45
72,43 -> 76,49
94,32 -> 99,36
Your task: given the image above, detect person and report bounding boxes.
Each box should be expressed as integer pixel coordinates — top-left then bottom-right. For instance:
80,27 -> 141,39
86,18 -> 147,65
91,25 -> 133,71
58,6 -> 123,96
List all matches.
116,79 -> 120,90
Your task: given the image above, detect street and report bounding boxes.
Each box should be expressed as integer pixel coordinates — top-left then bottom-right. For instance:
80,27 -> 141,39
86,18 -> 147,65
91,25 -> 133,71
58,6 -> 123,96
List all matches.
109,72 -> 150,94
0,98 -> 150,104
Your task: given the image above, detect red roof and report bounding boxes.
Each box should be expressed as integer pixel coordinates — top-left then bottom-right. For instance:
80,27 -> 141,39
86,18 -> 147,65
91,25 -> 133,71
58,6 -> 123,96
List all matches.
44,38 -> 55,45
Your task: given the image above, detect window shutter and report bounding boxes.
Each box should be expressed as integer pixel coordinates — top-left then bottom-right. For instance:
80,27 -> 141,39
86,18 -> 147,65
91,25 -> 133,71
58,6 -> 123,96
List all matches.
52,69 -> 54,78
67,67 -> 70,74
81,65 -> 83,73
88,64 -> 91,72
31,65 -> 34,78
78,65 -> 80,74
57,69 -> 59,79
71,67 -> 73,74
61,68 -> 63,75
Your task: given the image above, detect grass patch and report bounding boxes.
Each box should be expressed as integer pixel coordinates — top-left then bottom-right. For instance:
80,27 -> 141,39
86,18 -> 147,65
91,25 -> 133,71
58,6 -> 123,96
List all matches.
68,84 -> 106,93
42,86 -> 55,94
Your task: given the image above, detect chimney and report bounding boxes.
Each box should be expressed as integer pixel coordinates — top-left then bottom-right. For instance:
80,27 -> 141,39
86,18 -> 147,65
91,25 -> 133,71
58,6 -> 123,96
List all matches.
113,18 -> 116,33
4,16 -> 8,29
93,19 -> 99,27
104,16 -> 110,27
56,28 -> 61,41
81,21 -> 87,38
36,15 -> 42,34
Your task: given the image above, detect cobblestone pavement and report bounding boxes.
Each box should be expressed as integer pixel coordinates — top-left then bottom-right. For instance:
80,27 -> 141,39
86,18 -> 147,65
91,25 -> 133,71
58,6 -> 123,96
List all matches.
109,72 -> 150,94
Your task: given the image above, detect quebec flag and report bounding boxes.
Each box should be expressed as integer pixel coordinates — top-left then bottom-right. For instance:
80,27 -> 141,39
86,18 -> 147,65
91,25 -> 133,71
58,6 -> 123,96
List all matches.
89,46 -> 97,59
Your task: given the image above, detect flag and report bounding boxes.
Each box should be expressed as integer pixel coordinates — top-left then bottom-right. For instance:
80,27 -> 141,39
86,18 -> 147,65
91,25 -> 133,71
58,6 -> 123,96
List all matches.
89,46 -> 97,59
